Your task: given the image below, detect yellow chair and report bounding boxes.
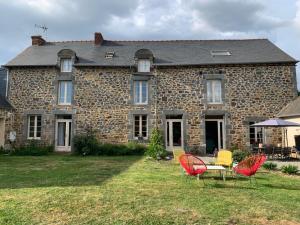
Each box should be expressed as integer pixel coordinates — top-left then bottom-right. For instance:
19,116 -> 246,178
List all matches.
173,148 -> 185,164
215,149 -> 233,167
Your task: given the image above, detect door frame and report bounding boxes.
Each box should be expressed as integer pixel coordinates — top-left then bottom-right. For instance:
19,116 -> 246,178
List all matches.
205,119 -> 226,150
55,118 -> 72,152
165,119 -> 184,151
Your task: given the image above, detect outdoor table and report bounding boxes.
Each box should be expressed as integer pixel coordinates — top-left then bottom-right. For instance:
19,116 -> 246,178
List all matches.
194,165 -> 226,181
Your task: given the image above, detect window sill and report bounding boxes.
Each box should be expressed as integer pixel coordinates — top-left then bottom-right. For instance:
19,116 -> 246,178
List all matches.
58,103 -> 72,106
207,102 -> 224,105
27,138 -> 41,140
134,103 -> 148,106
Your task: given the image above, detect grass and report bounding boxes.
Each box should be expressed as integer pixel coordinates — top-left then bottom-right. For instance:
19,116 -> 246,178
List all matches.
0,156 -> 299,225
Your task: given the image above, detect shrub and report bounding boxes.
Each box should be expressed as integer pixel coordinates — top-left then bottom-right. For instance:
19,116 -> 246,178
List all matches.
262,162 -> 277,170
73,131 -> 99,155
11,140 -> 54,156
146,128 -> 167,160
232,149 -> 250,162
73,132 -> 146,156
281,165 -> 299,175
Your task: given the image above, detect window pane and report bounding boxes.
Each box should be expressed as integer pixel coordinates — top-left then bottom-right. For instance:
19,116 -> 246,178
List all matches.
141,81 -> 147,103
213,80 -> 222,103
61,59 -> 72,72
138,60 -> 150,72
66,81 -> 73,104
134,81 -> 140,103
58,81 -> 65,104
207,80 -> 212,102
134,116 -> 140,137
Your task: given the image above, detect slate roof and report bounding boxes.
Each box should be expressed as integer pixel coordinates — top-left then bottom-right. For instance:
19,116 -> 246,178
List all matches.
0,95 -> 12,109
277,96 -> 300,118
5,39 -> 297,67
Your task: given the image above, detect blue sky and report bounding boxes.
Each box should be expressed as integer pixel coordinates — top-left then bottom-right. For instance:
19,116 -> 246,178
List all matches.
0,0 -> 299,90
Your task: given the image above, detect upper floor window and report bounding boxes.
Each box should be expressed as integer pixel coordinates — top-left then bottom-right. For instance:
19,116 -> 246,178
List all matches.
58,81 -> 73,105
207,80 -> 222,103
61,59 -> 72,72
134,115 -> 148,139
134,80 -> 148,104
138,59 -> 150,73
28,115 -> 41,140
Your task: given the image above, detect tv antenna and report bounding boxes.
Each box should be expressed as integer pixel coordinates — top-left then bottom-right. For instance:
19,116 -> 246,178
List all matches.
35,24 -> 48,33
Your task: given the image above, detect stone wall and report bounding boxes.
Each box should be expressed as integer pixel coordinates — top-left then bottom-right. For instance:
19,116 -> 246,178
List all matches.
7,64 -> 297,152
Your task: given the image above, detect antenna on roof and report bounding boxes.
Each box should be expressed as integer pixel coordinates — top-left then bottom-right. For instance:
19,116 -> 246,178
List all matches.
34,24 -> 48,38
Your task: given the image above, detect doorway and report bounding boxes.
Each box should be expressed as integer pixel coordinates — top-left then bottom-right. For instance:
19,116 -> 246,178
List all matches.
0,118 -> 5,147
205,119 -> 225,154
166,119 -> 183,151
55,117 -> 72,152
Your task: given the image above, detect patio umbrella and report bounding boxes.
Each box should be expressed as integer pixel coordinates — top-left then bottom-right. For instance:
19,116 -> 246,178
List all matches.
251,118 -> 300,147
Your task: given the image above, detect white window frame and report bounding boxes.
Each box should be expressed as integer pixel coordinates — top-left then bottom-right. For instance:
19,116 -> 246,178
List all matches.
138,59 -> 151,72
58,81 -> 72,105
134,80 -> 148,105
207,80 -> 222,104
249,122 -> 266,145
134,115 -> 148,139
60,59 -> 72,72
27,115 -> 41,140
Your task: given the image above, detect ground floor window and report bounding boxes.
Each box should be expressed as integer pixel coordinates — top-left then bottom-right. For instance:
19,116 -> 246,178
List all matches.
249,122 -> 264,145
134,115 -> 147,139
28,115 -> 41,139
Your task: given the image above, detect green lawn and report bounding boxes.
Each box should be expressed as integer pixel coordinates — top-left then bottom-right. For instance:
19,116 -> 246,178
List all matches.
0,156 -> 299,225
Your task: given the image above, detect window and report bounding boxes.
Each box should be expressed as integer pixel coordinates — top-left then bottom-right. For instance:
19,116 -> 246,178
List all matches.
58,81 -> 73,105
207,80 -> 222,103
138,59 -> 150,72
211,50 -> 231,56
134,115 -> 148,139
60,59 -> 72,72
249,122 -> 265,145
134,80 -> 148,104
28,115 -> 41,139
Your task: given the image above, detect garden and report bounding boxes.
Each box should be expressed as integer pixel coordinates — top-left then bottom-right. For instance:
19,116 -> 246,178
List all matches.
0,129 -> 299,224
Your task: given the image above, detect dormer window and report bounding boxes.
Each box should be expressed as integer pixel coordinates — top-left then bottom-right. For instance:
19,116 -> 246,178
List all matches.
138,59 -> 151,73
61,59 -> 72,72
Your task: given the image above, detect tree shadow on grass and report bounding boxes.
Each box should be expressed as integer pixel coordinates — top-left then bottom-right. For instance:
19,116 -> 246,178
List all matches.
260,183 -> 300,191
0,155 -> 143,189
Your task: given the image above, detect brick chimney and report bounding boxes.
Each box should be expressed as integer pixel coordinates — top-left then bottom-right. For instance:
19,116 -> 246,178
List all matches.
94,32 -> 103,45
31,36 -> 46,46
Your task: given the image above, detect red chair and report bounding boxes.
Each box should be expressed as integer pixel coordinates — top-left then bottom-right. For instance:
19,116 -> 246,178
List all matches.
233,154 -> 265,183
179,154 -> 207,179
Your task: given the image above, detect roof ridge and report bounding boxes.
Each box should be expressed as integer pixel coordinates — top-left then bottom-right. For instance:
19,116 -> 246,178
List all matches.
46,38 -> 269,44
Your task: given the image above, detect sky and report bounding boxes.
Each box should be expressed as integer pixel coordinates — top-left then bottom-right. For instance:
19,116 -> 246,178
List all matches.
0,0 -> 299,90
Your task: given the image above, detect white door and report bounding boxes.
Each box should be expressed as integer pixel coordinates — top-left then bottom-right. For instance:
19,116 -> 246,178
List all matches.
0,118 -> 5,147
55,119 -> 72,152
166,119 -> 183,151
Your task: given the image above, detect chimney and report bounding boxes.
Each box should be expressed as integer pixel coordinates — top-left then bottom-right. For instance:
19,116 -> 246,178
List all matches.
31,36 -> 46,46
94,32 -> 103,45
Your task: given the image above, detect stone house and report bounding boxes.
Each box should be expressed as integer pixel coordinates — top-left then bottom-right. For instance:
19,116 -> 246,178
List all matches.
2,32 -> 298,153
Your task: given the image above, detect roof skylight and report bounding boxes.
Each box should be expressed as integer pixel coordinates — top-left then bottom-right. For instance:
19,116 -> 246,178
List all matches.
211,50 -> 231,56
105,51 -> 115,59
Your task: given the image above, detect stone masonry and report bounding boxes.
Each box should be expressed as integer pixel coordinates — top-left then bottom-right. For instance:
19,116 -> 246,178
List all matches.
6,63 -> 298,153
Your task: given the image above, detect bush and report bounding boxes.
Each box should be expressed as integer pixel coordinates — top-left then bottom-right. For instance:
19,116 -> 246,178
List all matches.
11,140 -> 54,156
232,149 -> 250,162
73,131 -> 99,155
281,165 -> 299,174
73,132 -> 146,156
263,162 -> 277,170
145,128 -> 167,160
